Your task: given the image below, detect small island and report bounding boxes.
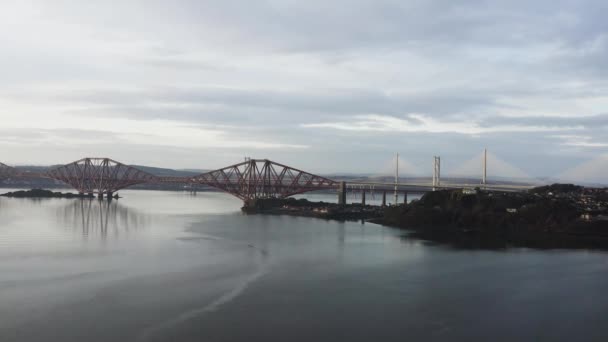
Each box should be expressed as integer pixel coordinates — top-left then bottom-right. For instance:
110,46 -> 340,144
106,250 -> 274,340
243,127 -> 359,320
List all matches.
0,189 -> 95,198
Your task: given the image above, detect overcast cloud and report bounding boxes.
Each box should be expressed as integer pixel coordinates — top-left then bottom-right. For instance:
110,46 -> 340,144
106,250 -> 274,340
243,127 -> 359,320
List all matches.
1,0 -> 607,181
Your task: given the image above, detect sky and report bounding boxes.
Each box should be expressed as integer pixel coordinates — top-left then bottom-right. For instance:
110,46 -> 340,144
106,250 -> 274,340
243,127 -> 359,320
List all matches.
1,0 -> 607,182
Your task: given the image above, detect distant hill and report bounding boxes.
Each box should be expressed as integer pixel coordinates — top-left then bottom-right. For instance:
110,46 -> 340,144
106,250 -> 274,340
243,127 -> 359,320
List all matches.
8,164 -> 206,178
129,165 -> 206,177
0,164 -> 209,191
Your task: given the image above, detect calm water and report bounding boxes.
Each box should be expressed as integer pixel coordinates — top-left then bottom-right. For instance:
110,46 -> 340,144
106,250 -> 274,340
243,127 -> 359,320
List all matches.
1,190 -> 607,341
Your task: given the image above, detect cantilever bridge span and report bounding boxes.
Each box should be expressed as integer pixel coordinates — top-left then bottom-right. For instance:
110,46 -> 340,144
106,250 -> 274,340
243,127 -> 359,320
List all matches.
0,157 -> 533,202
0,158 -> 339,201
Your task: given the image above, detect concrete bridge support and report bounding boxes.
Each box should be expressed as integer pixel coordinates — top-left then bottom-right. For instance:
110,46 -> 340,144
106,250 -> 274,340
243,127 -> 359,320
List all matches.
338,181 -> 347,206
382,191 -> 386,207
482,148 -> 487,188
433,156 -> 441,191
361,191 -> 366,206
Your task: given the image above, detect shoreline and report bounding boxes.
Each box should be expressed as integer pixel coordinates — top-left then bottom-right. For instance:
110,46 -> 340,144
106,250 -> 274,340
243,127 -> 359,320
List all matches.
4,186 -> 608,250
242,198 -> 384,221
248,209 -> 608,250
246,186 -> 608,250
372,217 -> 608,250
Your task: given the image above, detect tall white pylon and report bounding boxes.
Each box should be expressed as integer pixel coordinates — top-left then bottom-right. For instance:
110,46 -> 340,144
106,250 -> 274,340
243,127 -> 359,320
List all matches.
482,148 -> 487,186
433,156 -> 441,190
394,153 -> 399,204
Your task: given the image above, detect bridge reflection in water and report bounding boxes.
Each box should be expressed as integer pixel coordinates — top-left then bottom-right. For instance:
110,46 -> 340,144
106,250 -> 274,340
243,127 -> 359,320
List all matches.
59,199 -> 150,239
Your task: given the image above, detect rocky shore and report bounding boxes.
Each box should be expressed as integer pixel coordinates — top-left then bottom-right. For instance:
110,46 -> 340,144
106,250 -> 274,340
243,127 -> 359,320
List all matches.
242,197 -> 384,221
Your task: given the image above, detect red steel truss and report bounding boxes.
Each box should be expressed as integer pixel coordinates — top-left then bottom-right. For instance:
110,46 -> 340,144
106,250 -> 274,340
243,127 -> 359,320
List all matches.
190,159 -> 338,202
46,158 -> 157,194
2,158 -> 339,200
0,162 -> 19,179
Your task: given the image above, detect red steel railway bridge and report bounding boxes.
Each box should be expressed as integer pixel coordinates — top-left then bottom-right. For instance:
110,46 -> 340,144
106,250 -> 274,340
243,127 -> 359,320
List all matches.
0,158 -> 339,203
0,157 -> 532,204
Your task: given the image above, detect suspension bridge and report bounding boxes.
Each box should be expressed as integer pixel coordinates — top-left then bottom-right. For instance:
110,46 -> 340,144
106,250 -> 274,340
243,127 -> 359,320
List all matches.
0,151 -> 535,204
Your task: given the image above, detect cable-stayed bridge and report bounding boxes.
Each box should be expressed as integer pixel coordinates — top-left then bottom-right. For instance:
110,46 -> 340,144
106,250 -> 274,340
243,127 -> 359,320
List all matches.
0,152 -> 535,204
336,150 -> 538,202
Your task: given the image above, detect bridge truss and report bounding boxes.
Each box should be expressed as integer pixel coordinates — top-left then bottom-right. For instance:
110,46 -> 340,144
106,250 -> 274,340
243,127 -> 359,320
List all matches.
46,158 -> 157,195
190,159 -> 339,202
6,158 -> 338,201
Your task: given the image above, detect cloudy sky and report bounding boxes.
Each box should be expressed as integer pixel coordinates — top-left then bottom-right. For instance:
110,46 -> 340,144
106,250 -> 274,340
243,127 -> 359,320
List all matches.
1,0 -> 607,181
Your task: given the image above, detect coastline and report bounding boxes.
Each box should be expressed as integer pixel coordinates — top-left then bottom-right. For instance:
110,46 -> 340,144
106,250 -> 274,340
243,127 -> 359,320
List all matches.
248,208 -> 608,250
242,197 -> 384,221
246,186 -> 608,250
4,186 -> 607,249
372,217 -> 608,250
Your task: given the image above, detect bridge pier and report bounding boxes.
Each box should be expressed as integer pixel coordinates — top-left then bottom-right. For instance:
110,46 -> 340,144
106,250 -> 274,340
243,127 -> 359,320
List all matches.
433,156 -> 441,191
361,191 -> 366,206
382,191 -> 386,207
403,191 -> 408,204
338,181 -> 346,206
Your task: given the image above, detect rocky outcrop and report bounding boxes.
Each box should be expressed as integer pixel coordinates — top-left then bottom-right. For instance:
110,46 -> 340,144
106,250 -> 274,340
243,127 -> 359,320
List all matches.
0,189 -> 94,198
381,186 -> 608,248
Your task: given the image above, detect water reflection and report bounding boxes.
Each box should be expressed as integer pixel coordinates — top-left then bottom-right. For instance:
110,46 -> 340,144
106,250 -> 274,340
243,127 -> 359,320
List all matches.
397,228 -> 608,251
59,199 -> 150,239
